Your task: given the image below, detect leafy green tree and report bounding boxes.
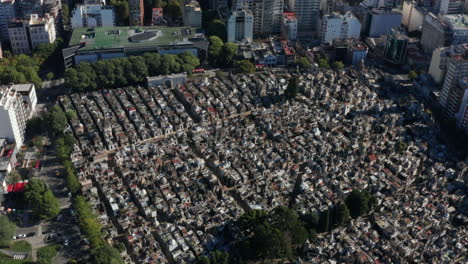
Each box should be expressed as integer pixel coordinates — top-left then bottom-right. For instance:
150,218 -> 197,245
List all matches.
46,72 -> 54,80
209,250 -> 229,264
26,116 -> 44,138
208,36 -> 224,65
317,210 -> 330,233
110,0 -> 129,25
395,140 -> 408,153
164,0 -> 182,18
236,60 -> 255,74
222,43 -> 238,66
332,61 -> 344,70
24,179 -> 60,220
6,171 -> 22,184
144,53 -> 162,76
62,4 -> 70,25
195,256 -> 211,264
0,215 -> 16,247
270,206 -> 307,245
318,58 -> 330,69
345,190 -> 373,219
335,203 -> 350,226
33,135 -> 44,149
202,9 -> 218,28
286,78 -> 298,98
37,245 -> 60,264
207,19 -> 226,41
66,110 -> 77,120
239,209 -> 267,231
47,105 -> 67,134
65,160 -> 81,194
408,70 -> 418,80
296,56 -> 310,69
251,222 -> 292,260
91,244 -> 125,264
301,212 -> 319,230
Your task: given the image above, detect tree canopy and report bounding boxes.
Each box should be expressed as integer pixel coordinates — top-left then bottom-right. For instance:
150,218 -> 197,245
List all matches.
296,56 -> 310,69
0,215 -> 16,247
236,60 -> 255,74
47,105 -> 68,135
206,19 -> 227,41
345,190 -> 376,219
65,53 -> 199,92
333,61 -> 344,70
237,206 -> 307,261
91,244 -> 125,264
110,0 -> 129,25
286,78 -> 298,98
24,179 -> 60,220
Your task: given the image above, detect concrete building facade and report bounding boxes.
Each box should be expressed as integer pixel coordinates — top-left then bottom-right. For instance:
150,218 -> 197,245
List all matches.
227,9 -> 254,42
402,1 -> 427,32
290,0 -> 321,38
321,12 -> 361,44
0,0 -> 15,41
71,4 -> 115,28
129,0 -> 144,26
366,9 -> 402,37
439,44 -> 468,119
183,0 -> 202,27
383,28 -> 409,64
0,84 -> 37,149
429,44 -> 467,83
8,14 -> 56,54
281,12 -> 298,41
421,13 -> 452,54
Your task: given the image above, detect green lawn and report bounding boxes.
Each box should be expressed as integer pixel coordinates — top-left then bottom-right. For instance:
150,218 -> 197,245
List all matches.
0,241 -> 33,264
8,241 -> 31,253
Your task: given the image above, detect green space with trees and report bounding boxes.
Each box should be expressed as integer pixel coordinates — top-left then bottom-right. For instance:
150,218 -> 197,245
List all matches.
207,36 -> 238,67
296,56 -> 310,70
202,9 -> 226,41
236,206 -> 308,262
65,52 -> 199,92
24,179 -> 60,220
110,0 -> 130,25
0,215 -> 16,248
37,244 -> 60,264
74,196 -> 124,264
345,190 -> 377,219
0,39 -> 64,88
235,60 -> 255,74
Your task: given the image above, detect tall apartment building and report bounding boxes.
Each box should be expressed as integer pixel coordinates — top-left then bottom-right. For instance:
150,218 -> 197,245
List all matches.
456,77 -> 468,131
402,1 -> 427,32
366,9 -> 402,37
429,45 -> 462,83
439,44 -> 468,119
281,12 -> 298,41
129,0 -> 144,26
434,0 -> 465,14
0,84 -> 37,149
183,0 -> 202,27
443,14 -> 468,44
227,9 -> 254,42
421,13 -> 468,54
383,28 -> 409,64
71,4 -> 115,28
290,0 -> 321,38
233,0 -> 284,36
321,12 -> 361,44
0,0 -> 15,41
8,14 -> 56,54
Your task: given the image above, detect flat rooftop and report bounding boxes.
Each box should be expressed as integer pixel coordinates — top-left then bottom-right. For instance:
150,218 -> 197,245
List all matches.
69,26 -> 201,51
